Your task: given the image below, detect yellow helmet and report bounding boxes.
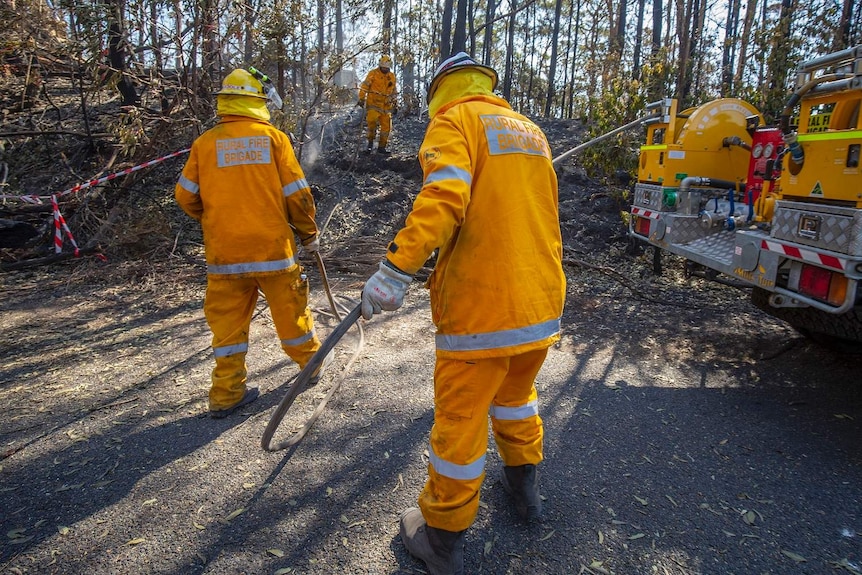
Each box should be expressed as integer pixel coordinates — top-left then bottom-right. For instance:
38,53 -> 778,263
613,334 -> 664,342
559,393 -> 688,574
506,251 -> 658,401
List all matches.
427,52 -> 497,100
216,69 -> 267,99
379,55 -> 393,68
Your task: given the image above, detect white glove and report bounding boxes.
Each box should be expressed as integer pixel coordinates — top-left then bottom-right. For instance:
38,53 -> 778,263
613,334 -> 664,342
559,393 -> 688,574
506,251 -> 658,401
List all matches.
303,237 -> 320,254
361,261 -> 412,320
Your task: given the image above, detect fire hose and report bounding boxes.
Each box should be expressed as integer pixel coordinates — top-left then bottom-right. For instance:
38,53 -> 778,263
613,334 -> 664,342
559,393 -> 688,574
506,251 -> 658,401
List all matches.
552,110 -> 661,166
314,251 -> 342,322
261,106 -> 667,451
261,255 -> 364,452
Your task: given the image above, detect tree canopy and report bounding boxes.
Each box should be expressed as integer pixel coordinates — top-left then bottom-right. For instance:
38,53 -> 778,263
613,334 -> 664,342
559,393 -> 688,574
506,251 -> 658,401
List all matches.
5,0 -> 860,119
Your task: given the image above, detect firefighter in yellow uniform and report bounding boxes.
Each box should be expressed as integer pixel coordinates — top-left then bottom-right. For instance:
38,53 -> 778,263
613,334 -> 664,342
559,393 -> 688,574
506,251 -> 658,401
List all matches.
357,55 -> 397,154
175,68 -> 325,418
361,53 -> 565,574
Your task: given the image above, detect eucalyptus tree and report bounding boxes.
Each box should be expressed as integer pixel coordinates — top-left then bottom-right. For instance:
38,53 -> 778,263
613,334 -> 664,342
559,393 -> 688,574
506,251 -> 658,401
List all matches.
836,0 -> 858,48
631,0 -> 646,80
543,0 -> 563,117
106,0 -> 138,106
720,0 -> 741,94
732,0 -> 757,95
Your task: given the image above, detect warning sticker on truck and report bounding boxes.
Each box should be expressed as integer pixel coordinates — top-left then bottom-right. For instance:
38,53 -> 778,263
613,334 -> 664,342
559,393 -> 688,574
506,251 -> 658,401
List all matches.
809,181 -> 824,196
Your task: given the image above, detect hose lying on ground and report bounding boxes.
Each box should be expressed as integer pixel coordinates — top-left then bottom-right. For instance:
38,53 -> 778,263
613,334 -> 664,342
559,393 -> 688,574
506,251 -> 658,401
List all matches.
261,302 -> 363,452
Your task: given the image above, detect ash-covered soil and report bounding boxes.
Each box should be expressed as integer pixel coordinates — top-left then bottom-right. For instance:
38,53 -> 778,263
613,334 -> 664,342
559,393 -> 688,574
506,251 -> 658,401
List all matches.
2,92 -> 862,575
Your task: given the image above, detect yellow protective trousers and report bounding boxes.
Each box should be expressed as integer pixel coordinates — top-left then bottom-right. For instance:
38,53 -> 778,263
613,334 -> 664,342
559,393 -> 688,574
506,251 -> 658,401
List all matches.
203,269 -> 321,410
418,347 -> 547,532
365,108 -> 391,148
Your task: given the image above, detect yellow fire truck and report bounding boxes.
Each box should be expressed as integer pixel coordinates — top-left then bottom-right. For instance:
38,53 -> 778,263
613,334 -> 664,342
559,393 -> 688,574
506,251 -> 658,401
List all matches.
628,46 -> 862,343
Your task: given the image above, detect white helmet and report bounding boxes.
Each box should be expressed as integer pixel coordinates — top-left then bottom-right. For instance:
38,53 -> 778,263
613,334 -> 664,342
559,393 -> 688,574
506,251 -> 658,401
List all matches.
427,52 -> 498,100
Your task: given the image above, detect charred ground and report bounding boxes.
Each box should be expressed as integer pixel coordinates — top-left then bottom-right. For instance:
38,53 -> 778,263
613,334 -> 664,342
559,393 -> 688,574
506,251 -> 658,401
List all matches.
2,75 -> 862,575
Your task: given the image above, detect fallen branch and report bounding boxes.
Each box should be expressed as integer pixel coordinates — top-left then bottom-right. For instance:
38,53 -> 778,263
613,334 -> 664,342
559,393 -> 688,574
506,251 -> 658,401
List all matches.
0,130 -> 114,139
562,254 -> 700,310
0,245 -> 102,271
0,203 -> 54,215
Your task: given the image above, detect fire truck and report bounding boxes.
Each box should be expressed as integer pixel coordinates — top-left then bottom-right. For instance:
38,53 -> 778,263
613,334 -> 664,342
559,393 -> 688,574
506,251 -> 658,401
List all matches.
628,46 -> 862,344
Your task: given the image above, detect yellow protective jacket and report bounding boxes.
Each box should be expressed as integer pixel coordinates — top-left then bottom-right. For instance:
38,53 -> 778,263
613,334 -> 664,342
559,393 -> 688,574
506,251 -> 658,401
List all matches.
385,94 -> 565,360
359,68 -> 397,111
175,115 -> 317,277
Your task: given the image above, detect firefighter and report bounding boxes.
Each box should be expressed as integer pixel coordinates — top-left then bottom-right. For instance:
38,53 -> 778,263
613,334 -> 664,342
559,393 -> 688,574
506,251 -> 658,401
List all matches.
360,52 -> 565,574
175,68 -> 328,419
356,55 -> 398,154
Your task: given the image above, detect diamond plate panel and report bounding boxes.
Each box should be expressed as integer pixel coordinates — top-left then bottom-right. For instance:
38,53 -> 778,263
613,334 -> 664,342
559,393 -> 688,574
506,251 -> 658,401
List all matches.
633,184 -> 668,212
683,230 -> 737,268
634,184 -> 739,218
771,200 -> 862,255
664,214 -> 711,245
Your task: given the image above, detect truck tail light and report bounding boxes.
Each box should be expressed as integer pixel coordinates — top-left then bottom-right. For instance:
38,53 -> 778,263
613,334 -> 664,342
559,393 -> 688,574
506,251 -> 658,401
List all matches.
634,216 -> 651,237
798,264 -> 848,307
827,273 -> 849,307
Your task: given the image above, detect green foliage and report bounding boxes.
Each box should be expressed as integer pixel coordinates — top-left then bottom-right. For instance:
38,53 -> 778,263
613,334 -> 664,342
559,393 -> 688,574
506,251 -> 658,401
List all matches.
578,76 -> 644,186
113,107 -> 149,157
640,46 -> 675,103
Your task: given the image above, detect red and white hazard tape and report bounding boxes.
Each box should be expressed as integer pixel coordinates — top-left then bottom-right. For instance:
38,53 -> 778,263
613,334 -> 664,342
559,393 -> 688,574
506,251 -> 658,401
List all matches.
0,147 -> 191,204
52,194 -> 80,256
1,147 -> 190,258
760,238 -> 847,272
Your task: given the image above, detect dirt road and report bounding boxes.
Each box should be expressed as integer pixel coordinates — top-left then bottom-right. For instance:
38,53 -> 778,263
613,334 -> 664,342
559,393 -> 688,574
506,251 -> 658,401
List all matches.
2,253 -> 861,575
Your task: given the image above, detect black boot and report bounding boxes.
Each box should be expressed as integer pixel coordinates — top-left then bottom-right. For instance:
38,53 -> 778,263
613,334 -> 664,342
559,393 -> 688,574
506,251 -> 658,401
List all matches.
366,141 -> 374,152
377,146 -> 390,155
501,464 -> 543,523
399,507 -> 465,575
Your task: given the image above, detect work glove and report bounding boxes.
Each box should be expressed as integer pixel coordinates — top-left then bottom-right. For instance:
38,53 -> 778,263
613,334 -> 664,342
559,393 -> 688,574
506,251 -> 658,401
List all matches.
356,100 -> 365,108
303,237 -> 320,254
361,261 -> 412,320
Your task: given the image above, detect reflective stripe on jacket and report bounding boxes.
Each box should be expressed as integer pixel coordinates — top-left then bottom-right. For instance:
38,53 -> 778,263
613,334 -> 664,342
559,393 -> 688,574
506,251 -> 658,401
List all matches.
359,68 -> 397,111
175,115 -> 317,277
386,94 -> 565,359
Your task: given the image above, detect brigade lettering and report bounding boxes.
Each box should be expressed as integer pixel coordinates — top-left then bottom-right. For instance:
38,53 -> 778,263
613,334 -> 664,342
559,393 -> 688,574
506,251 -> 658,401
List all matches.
481,114 -> 550,158
216,136 -> 273,167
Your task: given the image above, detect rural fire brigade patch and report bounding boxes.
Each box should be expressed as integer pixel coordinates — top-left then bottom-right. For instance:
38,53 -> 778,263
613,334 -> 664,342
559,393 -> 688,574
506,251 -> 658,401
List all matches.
216,136 -> 272,167
480,114 -> 550,158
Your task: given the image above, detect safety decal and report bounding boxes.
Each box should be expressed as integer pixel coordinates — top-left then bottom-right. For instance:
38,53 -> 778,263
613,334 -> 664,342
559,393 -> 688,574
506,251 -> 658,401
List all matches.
809,181 -> 824,196
216,136 -> 272,167
760,239 -> 846,271
631,206 -> 660,219
422,147 -> 442,164
481,114 -> 550,158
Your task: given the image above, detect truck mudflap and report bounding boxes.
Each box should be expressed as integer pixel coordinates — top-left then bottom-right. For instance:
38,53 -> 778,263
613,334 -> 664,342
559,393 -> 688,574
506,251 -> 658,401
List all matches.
751,287 -> 862,346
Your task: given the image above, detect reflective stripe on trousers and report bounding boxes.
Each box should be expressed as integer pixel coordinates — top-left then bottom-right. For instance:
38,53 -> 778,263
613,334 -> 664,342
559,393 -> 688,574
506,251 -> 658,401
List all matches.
435,317 -> 561,353
207,256 -> 296,276
204,270 -> 320,410
418,347 -> 548,532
